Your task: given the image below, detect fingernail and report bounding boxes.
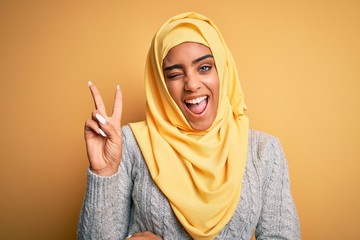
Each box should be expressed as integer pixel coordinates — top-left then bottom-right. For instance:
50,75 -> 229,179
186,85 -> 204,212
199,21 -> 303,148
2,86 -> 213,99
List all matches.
88,81 -> 93,87
98,128 -> 107,137
126,235 -> 132,239
116,84 -> 120,90
96,113 -> 106,124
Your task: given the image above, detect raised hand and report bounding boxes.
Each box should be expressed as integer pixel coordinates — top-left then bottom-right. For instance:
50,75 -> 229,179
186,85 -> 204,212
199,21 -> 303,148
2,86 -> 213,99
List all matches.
84,81 -> 123,176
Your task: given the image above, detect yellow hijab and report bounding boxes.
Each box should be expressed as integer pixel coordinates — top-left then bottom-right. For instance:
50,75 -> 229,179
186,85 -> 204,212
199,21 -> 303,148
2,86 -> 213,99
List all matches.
129,12 -> 249,240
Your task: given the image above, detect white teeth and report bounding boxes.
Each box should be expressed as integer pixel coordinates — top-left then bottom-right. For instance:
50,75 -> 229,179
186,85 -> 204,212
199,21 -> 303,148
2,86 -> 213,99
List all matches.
185,96 -> 207,104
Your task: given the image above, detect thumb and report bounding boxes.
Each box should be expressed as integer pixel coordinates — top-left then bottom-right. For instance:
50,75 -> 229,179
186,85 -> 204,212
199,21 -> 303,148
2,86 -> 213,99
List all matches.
94,113 -> 121,142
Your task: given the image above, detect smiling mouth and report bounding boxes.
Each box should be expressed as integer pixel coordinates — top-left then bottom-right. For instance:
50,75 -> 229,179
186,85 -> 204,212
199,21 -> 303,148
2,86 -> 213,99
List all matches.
185,96 -> 208,114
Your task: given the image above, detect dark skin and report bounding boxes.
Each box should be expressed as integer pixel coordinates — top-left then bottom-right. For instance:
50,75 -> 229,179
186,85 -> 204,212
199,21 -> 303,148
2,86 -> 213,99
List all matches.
85,83 -> 162,239
127,231 -> 162,239
85,82 -> 123,176
84,43 -> 214,240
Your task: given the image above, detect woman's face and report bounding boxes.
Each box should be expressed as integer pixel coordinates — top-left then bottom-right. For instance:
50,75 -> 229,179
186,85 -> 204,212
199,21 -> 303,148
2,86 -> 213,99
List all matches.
163,42 -> 219,131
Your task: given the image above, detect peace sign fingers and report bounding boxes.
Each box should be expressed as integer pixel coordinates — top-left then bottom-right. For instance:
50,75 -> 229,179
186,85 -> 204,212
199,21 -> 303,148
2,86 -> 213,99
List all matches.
84,81 -> 123,176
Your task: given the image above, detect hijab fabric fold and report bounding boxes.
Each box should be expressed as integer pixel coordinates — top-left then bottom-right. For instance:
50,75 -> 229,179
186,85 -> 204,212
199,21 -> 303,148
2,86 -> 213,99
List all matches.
129,12 -> 249,240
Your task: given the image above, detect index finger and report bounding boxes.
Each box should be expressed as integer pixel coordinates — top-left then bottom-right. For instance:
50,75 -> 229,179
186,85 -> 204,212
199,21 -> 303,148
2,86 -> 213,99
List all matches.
88,81 -> 106,114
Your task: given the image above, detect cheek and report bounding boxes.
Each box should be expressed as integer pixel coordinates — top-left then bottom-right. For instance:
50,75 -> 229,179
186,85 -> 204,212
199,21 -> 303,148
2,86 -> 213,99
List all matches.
166,82 -> 182,104
211,75 -> 220,99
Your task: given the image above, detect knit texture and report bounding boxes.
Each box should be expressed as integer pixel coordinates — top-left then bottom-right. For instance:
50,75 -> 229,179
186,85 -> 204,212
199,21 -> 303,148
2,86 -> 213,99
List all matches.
78,125 -> 300,239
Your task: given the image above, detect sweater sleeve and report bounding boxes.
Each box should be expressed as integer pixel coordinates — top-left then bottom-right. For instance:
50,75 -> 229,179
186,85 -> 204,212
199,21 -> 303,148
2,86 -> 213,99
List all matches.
255,136 -> 301,240
77,128 -> 134,240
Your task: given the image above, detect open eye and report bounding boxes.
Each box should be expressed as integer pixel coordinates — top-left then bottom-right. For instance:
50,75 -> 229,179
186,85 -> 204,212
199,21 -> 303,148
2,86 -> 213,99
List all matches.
199,65 -> 212,72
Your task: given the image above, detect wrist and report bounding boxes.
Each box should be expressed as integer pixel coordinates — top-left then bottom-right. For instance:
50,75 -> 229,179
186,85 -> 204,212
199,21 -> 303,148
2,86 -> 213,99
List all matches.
90,165 -> 119,176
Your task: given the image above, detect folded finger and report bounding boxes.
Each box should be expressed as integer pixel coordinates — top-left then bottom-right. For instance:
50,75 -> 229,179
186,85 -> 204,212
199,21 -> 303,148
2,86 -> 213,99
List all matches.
84,119 -> 105,137
92,111 -> 121,142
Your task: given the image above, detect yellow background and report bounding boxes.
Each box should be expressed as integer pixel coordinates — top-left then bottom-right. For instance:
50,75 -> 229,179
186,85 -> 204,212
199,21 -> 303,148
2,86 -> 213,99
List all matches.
1,1 -> 359,239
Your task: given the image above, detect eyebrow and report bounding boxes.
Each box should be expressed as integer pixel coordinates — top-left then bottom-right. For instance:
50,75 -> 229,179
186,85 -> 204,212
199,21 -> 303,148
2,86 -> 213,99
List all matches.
192,54 -> 213,64
163,54 -> 214,71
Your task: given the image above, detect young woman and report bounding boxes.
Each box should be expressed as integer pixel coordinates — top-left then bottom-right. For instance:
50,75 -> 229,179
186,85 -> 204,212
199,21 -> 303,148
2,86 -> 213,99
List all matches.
78,12 -> 300,240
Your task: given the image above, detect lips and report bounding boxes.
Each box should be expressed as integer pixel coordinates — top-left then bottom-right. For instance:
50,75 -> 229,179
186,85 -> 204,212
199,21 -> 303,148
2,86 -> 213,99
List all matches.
185,96 -> 208,114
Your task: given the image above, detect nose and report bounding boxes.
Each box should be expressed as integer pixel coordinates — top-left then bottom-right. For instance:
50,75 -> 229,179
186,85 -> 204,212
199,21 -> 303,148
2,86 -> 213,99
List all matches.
184,75 -> 201,92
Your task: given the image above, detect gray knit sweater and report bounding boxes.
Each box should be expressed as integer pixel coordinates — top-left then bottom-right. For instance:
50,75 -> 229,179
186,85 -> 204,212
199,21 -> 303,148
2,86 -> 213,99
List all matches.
78,125 -> 300,239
